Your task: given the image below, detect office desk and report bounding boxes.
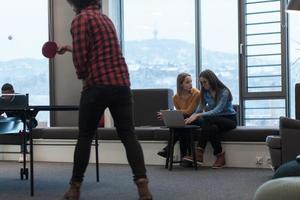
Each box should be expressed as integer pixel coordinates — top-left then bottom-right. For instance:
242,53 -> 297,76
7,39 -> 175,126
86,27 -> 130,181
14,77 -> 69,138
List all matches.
0,105 -> 79,196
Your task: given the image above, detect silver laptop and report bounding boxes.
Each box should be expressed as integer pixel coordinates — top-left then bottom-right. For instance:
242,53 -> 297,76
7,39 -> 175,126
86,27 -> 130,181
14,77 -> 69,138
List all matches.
161,110 -> 186,128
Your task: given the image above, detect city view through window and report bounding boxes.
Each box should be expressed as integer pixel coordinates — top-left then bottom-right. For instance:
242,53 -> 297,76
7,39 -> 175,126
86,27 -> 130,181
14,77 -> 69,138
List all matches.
1,1 -> 298,126
122,0 -> 295,126
0,1 -> 49,125
289,13 -> 300,118
124,0 -> 196,92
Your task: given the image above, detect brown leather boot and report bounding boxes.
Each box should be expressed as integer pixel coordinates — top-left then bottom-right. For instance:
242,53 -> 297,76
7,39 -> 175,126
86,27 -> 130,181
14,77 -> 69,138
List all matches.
212,151 -> 225,169
183,147 -> 204,164
63,181 -> 81,200
135,178 -> 153,200
195,147 -> 204,163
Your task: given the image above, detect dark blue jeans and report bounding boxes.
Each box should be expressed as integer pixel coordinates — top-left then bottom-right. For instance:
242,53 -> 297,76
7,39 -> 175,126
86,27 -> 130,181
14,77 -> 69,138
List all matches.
195,115 -> 237,155
71,85 -> 147,182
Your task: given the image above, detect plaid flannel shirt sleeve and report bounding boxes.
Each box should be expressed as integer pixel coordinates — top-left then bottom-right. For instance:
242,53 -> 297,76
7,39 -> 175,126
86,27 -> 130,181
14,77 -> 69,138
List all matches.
71,15 -> 90,79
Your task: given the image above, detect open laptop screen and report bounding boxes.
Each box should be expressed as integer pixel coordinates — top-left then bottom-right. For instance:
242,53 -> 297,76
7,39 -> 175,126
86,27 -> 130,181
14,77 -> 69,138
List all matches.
161,110 -> 186,128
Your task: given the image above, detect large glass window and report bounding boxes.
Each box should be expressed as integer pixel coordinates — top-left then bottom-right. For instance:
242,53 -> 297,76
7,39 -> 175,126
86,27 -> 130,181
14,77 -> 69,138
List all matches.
120,0 -> 290,126
123,0 -> 196,92
0,1 -> 49,126
201,0 -> 239,104
288,12 -> 300,118
240,0 -> 286,126
107,0 -> 122,40
244,99 -> 285,126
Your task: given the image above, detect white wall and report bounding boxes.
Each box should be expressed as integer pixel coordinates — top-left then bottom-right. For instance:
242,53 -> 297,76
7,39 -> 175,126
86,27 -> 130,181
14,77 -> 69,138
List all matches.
51,0 -> 109,126
2,140 -> 272,169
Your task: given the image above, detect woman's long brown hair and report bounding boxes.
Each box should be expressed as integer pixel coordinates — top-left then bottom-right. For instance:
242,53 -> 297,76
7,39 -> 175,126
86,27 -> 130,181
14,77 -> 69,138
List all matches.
199,69 -> 232,108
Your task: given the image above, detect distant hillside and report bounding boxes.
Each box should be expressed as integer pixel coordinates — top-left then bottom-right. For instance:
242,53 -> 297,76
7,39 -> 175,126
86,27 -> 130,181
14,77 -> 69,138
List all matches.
1,39 -> 299,101
2,39 -> 299,124
125,39 -> 195,66
124,39 -> 239,100
0,58 -> 49,95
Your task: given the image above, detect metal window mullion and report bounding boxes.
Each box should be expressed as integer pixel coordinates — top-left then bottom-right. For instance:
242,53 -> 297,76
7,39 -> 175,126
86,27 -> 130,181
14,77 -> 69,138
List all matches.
247,10 -> 280,15
281,0 -> 289,117
195,0 -> 201,89
248,86 -> 281,89
239,0 -> 247,125
246,32 -> 281,36
49,0 -> 55,126
246,21 -> 280,25
247,53 -> 281,57
246,0 -> 280,5
247,75 -> 281,78
247,42 -> 281,46
247,64 -> 281,67
243,92 -> 286,99
245,117 -> 278,120
246,106 -> 285,109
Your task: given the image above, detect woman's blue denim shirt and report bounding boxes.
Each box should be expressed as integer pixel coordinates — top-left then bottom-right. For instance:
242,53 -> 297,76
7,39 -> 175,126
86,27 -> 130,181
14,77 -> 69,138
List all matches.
195,88 -> 236,117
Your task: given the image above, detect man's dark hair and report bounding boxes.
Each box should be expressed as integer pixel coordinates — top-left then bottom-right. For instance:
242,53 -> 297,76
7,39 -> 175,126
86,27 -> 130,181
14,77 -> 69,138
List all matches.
1,83 -> 14,92
67,0 -> 100,11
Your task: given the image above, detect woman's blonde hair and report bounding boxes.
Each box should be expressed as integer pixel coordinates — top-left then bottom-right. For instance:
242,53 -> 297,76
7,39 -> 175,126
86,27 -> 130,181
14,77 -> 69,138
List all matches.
177,72 -> 191,96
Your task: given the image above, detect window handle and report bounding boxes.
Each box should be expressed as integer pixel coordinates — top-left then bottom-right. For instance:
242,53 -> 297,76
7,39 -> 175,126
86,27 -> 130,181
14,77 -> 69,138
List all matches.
239,43 -> 244,55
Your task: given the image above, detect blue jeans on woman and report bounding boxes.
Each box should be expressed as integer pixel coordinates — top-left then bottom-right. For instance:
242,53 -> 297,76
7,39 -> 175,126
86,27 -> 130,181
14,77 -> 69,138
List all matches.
195,114 -> 237,155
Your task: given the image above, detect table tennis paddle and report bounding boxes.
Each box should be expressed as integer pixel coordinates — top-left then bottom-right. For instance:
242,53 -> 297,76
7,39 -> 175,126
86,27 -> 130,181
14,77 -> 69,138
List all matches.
42,41 -> 58,58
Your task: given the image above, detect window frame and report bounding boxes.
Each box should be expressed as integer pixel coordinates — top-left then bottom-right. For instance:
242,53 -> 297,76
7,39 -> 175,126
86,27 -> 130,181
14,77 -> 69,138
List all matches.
238,0 -> 289,125
114,0 -> 290,126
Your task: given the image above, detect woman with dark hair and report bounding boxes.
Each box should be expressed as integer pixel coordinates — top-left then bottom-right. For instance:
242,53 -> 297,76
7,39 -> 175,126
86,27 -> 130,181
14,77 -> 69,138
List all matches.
58,0 -> 152,199
184,69 -> 237,169
157,73 -> 200,165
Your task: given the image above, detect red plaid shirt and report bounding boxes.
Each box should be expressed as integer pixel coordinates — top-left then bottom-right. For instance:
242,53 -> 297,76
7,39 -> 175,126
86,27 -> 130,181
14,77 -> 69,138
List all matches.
71,5 -> 130,90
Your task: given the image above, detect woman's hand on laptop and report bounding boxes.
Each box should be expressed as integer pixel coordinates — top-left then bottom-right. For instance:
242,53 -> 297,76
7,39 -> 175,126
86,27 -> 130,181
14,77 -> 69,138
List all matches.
185,113 -> 201,124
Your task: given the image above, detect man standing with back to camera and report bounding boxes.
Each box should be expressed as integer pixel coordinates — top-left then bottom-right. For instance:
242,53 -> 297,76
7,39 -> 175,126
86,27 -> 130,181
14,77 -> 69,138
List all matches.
57,0 -> 152,199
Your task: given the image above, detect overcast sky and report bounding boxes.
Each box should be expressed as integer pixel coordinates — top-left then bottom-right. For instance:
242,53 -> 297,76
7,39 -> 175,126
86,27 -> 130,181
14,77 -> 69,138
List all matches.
0,1 -> 48,61
1,0 -> 299,61
124,0 -> 239,54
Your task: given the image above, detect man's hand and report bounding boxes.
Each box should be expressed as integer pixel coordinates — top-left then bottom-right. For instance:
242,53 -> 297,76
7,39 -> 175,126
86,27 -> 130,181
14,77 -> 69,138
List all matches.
185,113 -> 201,125
57,45 -> 73,54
